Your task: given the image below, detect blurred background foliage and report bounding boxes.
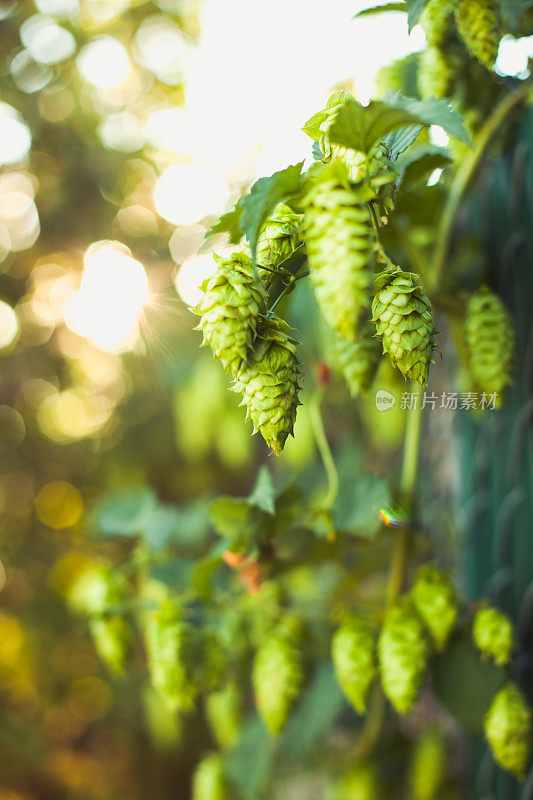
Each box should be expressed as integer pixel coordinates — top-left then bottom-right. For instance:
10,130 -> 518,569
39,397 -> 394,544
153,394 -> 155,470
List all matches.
0,0 -> 532,798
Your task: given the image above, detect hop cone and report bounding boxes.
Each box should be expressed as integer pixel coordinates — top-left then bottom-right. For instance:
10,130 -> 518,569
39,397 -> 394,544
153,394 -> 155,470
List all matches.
68,564 -> 125,616
409,727 -> 446,800
252,619 -> 304,735
473,606 -> 513,666
378,599 -> 429,714
375,53 -> 420,98
420,0 -> 456,45
196,251 -> 267,374
89,617 -> 130,674
464,287 -> 513,400
411,566 -> 459,651
231,314 -> 302,455
331,619 -> 377,713
144,601 -> 196,711
484,683 -> 531,778
327,321 -> 381,397
256,203 -> 302,278
456,0 -> 500,69
329,762 -> 379,800
372,265 -> 438,385
418,46 -> 458,98
192,753 -> 227,800
205,680 -> 242,750
304,162 -> 374,341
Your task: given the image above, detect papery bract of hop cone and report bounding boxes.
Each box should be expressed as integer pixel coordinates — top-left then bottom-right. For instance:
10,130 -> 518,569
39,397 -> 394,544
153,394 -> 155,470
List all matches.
331,619 -> 377,713
372,265 -> 438,386
378,598 -> 429,714
195,251 -> 267,374
252,619 -> 304,735
326,321 -> 381,397
464,287 -> 514,401
473,606 -> 514,666
328,761 -> 379,800
192,753 -> 227,800
89,616 -> 131,674
304,161 -> 374,341
256,203 -> 302,279
231,314 -> 302,455
143,601 -> 196,712
205,680 -> 242,750
409,727 -> 446,800
420,0 -> 457,45
456,0 -> 500,69
411,566 -> 459,651
484,683 -> 532,779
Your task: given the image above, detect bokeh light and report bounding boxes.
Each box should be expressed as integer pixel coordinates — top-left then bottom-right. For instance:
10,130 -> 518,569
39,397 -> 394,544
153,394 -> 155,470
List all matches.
35,481 -> 84,529
153,163 -> 229,225
0,301 -> 19,348
77,36 -> 130,89
20,15 -> 76,65
0,104 -> 32,166
133,15 -> 191,84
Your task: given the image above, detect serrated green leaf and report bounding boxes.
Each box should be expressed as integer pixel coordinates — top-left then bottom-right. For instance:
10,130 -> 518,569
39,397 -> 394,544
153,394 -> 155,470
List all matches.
383,91 -> 470,143
406,0 -> 427,30
282,663 -> 344,755
209,497 -> 271,552
240,163 -> 304,260
302,109 -> 329,141
328,95 -> 422,154
353,2 -> 405,17
248,466 -> 276,515
334,464 -> 391,538
204,205 -> 243,244
225,715 -> 275,800
385,124 -> 423,160
395,144 -> 452,187
92,488 -> 157,537
311,140 -> 325,160
433,635 -> 505,734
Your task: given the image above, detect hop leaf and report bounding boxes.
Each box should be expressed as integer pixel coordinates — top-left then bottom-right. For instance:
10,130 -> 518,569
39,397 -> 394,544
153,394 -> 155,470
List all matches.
328,761 -> 379,800
378,598 -> 429,714
252,619 -> 304,735
456,0 -> 501,69
205,680 -> 242,750
484,683 -> 531,778
304,161 -> 374,341
326,321 -> 381,397
409,727 -> 446,800
411,566 -> 459,651
464,287 -> 514,402
144,601 -> 196,712
192,753 -> 227,800
89,617 -> 131,674
331,619 -> 377,713
231,314 -> 302,455
195,251 -> 267,374
256,203 -> 302,279
472,606 -> 514,666
372,265 -> 438,386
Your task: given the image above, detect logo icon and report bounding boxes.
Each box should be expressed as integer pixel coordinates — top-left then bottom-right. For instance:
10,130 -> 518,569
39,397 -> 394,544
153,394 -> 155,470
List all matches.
375,389 -> 396,411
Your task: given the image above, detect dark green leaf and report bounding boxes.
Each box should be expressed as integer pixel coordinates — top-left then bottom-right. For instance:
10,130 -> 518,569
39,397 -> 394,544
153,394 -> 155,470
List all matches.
248,466 -> 276,515
353,2 -> 405,16
92,488 -> 157,537
396,144 -> 452,187
334,451 -> 391,538
406,0 -> 427,30
141,501 -> 211,551
209,497 -> 271,552
282,663 -> 345,755
240,162 -> 304,260
433,635 -> 505,734
383,91 -> 470,143
225,715 -> 275,800
192,556 -> 222,600
385,124 -> 423,160
151,557 -> 193,589
204,205 -> 243,244
328,95 -> 422,154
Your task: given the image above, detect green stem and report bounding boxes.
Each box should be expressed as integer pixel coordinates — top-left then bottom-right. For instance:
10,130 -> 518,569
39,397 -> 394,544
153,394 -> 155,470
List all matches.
309,389 -> 339,509
269,271 -> 309,313
430,83 -> 530,292
368,203 -> 391,266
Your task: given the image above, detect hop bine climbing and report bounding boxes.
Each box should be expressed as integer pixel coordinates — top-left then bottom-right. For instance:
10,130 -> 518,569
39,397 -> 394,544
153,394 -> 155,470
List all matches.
331,618 -> 377,714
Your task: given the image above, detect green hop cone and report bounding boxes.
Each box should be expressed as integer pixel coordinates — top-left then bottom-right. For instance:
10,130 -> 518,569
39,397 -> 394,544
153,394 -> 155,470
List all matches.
327,321 -> 381,397
328,761 -> 379,800
231,314 -> 302,455
372,265 -> 438,386
205,680 -> 242,750
484,683 -> 532,778
256,203 -> 302,279
409,727 -> 446,800
420,0 -> 457,45
304,161 -> 374,341
68,563 -> 126,616
375,53 -> 420,98
252,619 -> 304,735
464,287 -> 514,402
411,566 -> 459,651
378,598 -> 429,714
456,0 -> 500,69
196,251 -> 267,374
144,601 -> 196,712
418,45 -> 459,99
89,616 -> 130,674
472,606 -> 514,666
331,619 -> 377,714
192,753 -> 227,800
